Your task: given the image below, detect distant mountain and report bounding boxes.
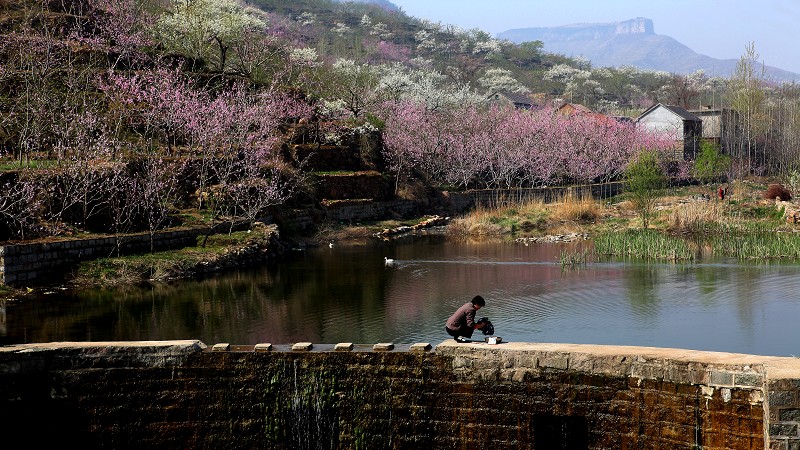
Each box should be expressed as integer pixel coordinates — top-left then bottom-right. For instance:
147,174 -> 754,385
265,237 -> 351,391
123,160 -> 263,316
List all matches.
498,18 -> 800,82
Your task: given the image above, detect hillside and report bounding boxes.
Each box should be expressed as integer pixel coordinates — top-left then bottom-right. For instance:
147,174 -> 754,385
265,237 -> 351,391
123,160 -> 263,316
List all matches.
498,18 -> 800,82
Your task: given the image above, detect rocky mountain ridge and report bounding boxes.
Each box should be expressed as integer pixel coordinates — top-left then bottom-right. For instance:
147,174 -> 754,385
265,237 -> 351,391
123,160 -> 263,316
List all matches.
498,18 -> 800,82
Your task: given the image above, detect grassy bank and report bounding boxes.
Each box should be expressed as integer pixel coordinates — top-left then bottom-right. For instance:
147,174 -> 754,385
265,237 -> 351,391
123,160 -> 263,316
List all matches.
446,191 -> 601,237
70,226 -> 280,287
449,179 -> 800,261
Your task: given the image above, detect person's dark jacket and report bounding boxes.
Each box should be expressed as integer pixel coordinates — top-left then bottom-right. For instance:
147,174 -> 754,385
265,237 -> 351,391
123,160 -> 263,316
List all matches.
446,302 -> 478,336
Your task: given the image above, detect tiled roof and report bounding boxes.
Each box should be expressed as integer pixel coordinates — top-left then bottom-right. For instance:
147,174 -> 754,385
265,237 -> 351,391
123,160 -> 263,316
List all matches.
637,103 -> 701,122
489,91 -> 533,105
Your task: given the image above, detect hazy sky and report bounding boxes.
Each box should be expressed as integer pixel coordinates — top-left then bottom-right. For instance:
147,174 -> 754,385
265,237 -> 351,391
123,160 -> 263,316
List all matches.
389,0 -> 800,75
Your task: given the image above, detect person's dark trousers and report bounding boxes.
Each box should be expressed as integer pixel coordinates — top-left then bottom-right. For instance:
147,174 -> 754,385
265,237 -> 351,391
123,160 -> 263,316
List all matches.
445,326 -> 474,340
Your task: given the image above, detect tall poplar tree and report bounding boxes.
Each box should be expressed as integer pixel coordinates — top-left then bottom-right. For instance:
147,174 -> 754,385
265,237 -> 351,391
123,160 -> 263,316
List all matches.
727,43 -> 767,175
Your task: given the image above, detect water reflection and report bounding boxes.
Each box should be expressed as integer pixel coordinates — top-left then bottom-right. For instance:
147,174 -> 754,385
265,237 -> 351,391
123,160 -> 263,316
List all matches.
3,234 -> 800,357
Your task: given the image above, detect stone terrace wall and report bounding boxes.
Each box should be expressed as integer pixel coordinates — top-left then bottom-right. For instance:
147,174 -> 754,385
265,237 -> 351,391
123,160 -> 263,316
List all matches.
284,182 -> 626,230
0,223 -> 252,285
1,340 -> 794,449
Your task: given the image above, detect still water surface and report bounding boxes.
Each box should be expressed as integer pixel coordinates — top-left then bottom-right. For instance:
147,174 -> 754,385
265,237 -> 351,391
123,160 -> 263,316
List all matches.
3,234 -> 800,357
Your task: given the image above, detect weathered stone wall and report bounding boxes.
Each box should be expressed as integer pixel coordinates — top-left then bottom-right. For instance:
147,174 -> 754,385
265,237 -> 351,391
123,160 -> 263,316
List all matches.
284,182 -> 626,230
768,378 -> 800,450
314,171 -> 393,201
0,230 -> 196,285
1,340 -> 794,449
0,223 -> 252,285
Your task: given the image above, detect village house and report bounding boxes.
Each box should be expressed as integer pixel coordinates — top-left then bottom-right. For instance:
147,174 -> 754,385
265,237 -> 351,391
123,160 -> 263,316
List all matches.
487,91 -> 534,110
556,102 -> 594,116
689,106 -> 738,152
636,103 -> 703,160
556,101 -> 626,125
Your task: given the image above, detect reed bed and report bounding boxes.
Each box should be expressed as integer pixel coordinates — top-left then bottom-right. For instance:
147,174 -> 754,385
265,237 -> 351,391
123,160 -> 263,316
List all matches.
559,249 -> 589,267
668,200 -> 726,235
597,228 -> 800,261
594,229 -> 696,261
709,232 -> 800,259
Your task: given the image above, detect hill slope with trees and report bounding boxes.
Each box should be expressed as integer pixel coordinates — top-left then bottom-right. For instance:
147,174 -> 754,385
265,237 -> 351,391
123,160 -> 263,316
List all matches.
1,0 -> 799,251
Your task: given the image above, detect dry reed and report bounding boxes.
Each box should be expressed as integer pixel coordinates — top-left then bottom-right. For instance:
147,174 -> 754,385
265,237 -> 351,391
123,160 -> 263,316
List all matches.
668,200 -> 725,234
549,191 -> 600,223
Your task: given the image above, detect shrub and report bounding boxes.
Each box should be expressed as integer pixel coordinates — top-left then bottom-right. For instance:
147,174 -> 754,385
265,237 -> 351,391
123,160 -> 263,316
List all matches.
763,184 -> 792,201
692,141 -> 731,184
625,150 -> 667,228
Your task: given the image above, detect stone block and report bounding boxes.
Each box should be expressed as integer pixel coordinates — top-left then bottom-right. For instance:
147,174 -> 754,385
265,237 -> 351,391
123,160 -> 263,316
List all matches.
409,343 -> 431,353
452,356 -> 472,369
749,389 -> 765,405
771,390 -> 798,407
512,353 -> 538,369
771,423 -> 799,438
510,369 -> 536,383
212,343 -> 230,352
769,438 -> 788,450
593,355 -> 630,376
373,343 -> 394,352
539,352 -> 569,370
709,370 -> 735,386
292,342 -> 313,351
631,363 -> 657,380
335,343 -> 354,351
568,354 -> 594,373
781,409 -> 800,422
720,387 -> 732,402
254,343 -> 272,352
735,372 -> 763,387
477,368 -> 499,381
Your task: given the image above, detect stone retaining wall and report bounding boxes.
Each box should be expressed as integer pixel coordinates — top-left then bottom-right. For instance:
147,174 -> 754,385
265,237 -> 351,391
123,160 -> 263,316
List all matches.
0,223 -> 250,285
290,182 -> 626,229
1,340 -> 796,449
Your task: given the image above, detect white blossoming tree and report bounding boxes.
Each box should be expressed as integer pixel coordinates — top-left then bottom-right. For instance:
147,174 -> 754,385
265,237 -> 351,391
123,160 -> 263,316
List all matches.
323,59 -> 381,118
478,68 -> 530,94
157,0 -> 265,72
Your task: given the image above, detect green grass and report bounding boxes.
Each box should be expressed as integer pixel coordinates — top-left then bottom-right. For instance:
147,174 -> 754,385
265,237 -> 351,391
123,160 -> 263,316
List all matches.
595,229 -> 696,261
73,230 -> 264,285
596,227 -> 800,261
709,232 -> 800,259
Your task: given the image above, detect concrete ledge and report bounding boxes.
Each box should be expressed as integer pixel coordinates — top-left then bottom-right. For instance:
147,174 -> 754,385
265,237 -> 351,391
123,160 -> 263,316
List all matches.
0,340 -> 207,371
0,340 -> 207,354
435,341 -> 800,383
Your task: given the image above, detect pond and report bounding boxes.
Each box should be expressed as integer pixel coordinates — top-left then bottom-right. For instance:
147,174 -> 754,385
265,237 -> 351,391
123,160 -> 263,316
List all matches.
2,233 -> 800,357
